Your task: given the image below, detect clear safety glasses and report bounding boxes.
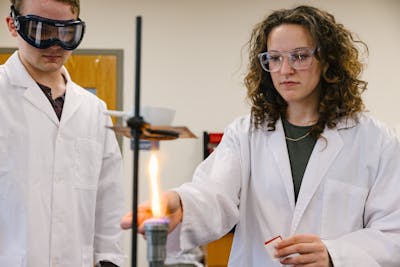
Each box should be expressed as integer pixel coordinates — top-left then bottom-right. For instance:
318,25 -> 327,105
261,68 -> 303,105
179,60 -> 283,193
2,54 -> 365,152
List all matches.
258,47 -> 318,73
10,6 -> 85,50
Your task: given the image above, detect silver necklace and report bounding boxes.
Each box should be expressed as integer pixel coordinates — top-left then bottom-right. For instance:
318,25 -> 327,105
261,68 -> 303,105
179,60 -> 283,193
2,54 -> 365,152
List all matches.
285,131 -> 311,142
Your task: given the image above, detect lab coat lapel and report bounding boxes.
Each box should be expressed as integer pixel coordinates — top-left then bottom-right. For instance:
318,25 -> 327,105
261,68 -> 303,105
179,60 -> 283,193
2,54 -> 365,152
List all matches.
268,119 -> 296,209
5,52 -> 60,126
59,68 -> 84,126
60,84 -> 83,127
290,126 -> 343,233
23,85 -> 60,126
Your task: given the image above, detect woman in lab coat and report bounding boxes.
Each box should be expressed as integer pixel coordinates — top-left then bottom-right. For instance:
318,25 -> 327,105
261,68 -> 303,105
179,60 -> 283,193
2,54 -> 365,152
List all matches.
122,5 -> 400,267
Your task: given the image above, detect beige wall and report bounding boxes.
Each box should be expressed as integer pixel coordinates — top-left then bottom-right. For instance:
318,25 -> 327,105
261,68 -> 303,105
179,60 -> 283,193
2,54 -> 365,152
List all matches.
1,0 -> 400,266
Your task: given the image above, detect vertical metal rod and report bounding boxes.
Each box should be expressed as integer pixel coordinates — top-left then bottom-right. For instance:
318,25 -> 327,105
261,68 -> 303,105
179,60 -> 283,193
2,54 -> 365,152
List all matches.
132,15 -> 142,267
134,16 -> 142,118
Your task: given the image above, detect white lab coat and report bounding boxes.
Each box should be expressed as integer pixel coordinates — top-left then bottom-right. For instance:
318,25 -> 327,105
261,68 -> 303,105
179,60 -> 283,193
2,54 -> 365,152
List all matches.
0,52 -> 125,267
175,114 -> 400,266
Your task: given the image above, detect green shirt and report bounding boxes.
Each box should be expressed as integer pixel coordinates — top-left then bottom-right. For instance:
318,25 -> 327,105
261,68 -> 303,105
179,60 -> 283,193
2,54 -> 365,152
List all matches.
282,118 -> 317,202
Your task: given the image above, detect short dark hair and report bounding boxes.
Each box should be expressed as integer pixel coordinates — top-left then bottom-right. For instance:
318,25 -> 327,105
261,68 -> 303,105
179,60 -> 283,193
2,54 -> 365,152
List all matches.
10,0 -> 81,16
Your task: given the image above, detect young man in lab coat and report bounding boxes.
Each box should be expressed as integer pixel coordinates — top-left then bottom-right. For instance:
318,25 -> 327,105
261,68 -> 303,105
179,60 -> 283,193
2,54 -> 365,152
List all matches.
0,0 -> 125,266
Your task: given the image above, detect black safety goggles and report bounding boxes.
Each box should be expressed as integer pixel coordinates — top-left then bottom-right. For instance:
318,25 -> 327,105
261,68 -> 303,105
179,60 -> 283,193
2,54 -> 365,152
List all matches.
10,6 -> 85,50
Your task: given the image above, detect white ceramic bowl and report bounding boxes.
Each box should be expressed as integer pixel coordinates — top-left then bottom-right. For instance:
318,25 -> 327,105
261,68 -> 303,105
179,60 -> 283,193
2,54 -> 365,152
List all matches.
141,106 -> 175,126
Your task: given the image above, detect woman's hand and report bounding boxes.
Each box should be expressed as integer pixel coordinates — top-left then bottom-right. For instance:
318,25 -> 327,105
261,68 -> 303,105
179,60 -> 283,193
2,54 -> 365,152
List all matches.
275,234 -> 332,267
120,191 -> 183,234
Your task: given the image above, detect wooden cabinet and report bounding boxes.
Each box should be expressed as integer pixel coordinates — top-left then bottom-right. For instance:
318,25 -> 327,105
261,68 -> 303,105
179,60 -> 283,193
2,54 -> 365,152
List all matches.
204,233 -> 234,267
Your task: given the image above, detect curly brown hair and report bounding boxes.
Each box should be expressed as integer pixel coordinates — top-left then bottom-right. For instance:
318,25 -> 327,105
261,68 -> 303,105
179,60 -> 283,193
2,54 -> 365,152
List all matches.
10,0 -> 80,16
244,5 -> 368,138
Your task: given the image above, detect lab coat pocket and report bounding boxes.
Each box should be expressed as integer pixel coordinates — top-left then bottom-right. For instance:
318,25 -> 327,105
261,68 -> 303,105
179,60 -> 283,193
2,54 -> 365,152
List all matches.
81,246 -> 94,267
321,179 -> 368,238
0,255 -> 23,266
74,138 -> 102,190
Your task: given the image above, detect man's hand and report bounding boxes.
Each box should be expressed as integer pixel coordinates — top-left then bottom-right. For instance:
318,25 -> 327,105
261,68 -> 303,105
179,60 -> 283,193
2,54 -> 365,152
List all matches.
275,234 -> 332,267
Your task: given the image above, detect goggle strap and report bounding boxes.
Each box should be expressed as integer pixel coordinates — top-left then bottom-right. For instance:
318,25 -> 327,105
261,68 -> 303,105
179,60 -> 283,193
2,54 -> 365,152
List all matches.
10,5 -> 20,30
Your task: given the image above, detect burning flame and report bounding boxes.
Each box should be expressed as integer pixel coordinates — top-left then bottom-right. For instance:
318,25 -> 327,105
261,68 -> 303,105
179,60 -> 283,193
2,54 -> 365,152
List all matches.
148,152 -> 164,218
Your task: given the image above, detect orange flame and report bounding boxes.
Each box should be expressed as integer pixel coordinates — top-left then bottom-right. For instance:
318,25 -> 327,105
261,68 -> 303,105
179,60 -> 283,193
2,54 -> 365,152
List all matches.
148,152 -> 165,218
